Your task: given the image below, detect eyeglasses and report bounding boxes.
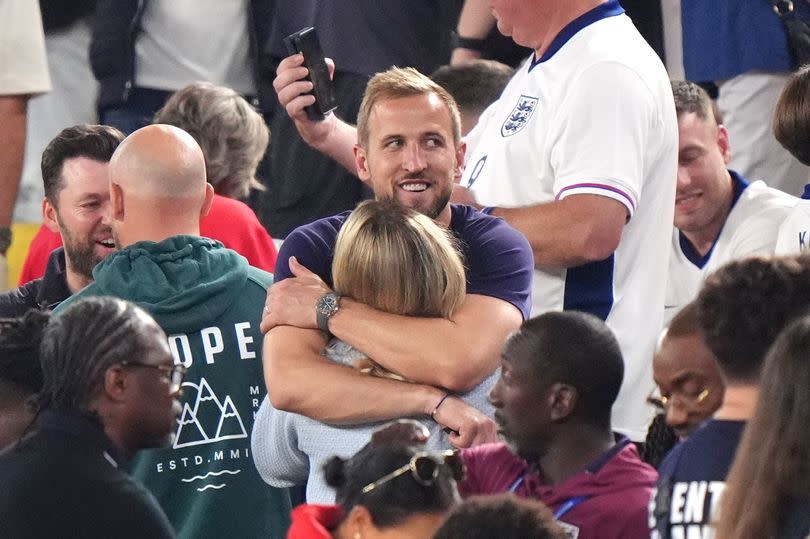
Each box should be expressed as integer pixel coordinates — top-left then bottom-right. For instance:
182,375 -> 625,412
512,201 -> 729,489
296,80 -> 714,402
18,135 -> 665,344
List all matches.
120,361 -> 186,395
646,387 -> 710,412
361,449 -> 465,494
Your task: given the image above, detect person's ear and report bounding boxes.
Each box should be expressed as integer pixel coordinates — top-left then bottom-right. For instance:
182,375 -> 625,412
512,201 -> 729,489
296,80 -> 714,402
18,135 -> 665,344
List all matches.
103,365 -> 128,403
453,141 -> 467,183
344,505 -> 375,539
548,383 -> 577,422
200,183 -> 214,218
110,182 -> 125,221
42,197 -> 60,233
717,124 -> 731,164
354,145 -> 372,185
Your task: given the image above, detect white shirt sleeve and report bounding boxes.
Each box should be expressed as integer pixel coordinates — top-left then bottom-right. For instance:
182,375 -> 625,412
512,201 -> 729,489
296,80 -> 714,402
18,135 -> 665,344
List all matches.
550,61 -> 658,219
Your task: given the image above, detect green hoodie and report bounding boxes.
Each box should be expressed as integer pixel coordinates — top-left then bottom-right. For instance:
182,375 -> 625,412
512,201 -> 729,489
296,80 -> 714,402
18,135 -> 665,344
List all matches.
56,236 -> 291,539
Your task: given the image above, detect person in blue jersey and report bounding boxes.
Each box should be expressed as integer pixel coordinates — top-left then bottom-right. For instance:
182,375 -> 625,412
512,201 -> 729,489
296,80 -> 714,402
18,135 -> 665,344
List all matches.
650,256 -> 810,538
715,314 -> 810,539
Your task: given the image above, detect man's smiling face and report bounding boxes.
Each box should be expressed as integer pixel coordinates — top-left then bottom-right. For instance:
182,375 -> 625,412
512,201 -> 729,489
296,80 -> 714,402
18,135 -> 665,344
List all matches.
354,93 -> 464,225
47,157 -> 115,281
674,111 -> 733,236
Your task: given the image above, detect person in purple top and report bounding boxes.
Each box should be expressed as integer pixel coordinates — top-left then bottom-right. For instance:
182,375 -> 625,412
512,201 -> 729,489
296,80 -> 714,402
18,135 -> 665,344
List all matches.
460,311 -> 657,539
258,66 -> 533,446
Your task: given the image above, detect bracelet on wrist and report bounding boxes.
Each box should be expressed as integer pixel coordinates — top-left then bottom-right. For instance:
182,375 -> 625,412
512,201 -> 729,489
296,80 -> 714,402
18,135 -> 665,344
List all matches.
430,393 -> 451,420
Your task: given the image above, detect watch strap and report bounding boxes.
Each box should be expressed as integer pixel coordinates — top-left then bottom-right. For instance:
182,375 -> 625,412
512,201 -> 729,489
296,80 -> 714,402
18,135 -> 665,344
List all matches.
316,292 -> 341,334
316,307 -> 331,334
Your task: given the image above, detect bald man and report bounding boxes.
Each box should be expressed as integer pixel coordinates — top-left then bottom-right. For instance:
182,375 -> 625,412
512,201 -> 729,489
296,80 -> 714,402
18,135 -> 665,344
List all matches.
55,125 -> 292,539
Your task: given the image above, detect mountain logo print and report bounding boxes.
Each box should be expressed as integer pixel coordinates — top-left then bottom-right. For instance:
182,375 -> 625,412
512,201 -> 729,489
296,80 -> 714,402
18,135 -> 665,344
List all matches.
173,378 -> 248,449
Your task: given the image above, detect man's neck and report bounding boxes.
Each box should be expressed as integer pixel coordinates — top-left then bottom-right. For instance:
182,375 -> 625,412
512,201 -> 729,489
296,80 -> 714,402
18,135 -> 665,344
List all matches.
92,403 -> 134,462
533,0 -> 608,58
117,222 -> 201,249
537,424 -> 615,485
714,384 -> 758,421
434,204 -> 453,228
65,266 -> 92,295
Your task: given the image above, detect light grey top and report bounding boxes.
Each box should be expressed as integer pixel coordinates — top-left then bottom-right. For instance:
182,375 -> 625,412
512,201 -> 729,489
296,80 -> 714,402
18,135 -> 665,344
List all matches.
250,339 -> 497,503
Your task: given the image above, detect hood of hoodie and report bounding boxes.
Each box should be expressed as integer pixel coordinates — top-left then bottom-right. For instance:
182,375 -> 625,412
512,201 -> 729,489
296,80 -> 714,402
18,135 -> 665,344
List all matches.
90,235 -> 250,334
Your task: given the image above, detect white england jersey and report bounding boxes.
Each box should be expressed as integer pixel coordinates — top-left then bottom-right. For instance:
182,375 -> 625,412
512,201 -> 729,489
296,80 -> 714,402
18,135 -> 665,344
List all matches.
775,185 -> 810,255
667,177 -> 799,323
461,2 -> 678,440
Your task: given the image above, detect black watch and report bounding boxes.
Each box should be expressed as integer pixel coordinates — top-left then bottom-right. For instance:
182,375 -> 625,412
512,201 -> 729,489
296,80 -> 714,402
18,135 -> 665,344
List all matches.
315,292 -> 341,334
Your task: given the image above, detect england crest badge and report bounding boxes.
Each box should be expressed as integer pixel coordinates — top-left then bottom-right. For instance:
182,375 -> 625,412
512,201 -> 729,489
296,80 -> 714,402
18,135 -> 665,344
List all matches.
501,95 -> 539,137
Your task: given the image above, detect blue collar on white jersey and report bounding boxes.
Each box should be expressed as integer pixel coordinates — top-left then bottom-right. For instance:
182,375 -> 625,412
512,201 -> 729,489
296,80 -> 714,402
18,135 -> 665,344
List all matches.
529,0 -> 625,70
679,170 -> 750,269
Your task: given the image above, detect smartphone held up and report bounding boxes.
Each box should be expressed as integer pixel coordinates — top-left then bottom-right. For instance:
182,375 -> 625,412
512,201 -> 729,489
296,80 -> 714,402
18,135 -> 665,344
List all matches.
284,27 -> 338,122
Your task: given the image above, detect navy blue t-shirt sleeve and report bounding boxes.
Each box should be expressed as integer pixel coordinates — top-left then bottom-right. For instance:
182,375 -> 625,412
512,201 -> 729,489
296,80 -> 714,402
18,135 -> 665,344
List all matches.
453,206 -> 534,320
272,215 -> 346,285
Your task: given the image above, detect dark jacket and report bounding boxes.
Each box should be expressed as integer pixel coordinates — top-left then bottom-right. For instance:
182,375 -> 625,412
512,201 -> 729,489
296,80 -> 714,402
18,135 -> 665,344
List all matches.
0,248 -> 71,316
89,0 -> 274,113
0,409 -> 175,539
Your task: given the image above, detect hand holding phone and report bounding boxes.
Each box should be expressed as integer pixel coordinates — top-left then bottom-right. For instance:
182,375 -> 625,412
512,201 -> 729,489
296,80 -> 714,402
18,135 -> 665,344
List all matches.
283,27 -> 337,122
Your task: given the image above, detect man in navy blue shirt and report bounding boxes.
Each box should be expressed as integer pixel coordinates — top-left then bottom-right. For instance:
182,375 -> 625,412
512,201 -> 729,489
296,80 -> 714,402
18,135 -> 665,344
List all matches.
651,256 -> 810,538
258,67 -> 533,445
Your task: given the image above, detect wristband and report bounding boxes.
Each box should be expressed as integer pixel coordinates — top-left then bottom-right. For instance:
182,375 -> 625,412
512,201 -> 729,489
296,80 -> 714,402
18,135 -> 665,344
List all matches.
0,227 -> 11,255
430,393 -> 451,420
451,31 -> 487,52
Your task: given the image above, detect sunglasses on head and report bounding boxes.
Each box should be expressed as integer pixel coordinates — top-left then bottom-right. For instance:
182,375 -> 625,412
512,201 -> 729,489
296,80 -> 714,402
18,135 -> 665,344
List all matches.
361,449 -> 465,494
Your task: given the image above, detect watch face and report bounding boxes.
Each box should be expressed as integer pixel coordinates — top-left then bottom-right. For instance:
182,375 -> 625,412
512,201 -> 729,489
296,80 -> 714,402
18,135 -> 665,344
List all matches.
318,293 -> 339,315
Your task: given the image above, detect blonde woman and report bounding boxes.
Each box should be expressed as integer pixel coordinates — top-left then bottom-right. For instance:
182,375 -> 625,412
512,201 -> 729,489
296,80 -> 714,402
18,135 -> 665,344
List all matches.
326,199 -> 465,380
252,200 -> 496,502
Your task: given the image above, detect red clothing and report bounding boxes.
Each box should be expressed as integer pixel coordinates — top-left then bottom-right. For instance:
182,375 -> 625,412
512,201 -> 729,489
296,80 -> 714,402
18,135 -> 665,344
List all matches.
19,195 -> 277,284
19,225 -> 62,285
287,504 -> 342,539
460,439 -> 657,539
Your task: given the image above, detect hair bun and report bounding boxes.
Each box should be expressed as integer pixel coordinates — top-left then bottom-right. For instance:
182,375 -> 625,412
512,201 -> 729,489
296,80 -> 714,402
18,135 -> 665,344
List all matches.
323,456 -> 347,488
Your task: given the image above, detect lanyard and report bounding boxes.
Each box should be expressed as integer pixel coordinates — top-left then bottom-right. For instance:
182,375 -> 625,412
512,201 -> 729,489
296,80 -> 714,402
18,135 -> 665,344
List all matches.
508,475 -> 525,493
553,495 -> 588,519
508,474 -> 588,520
